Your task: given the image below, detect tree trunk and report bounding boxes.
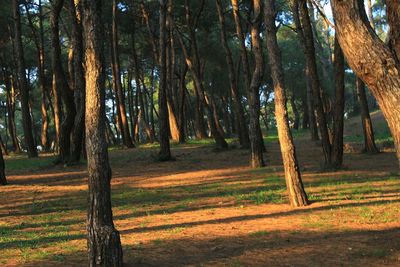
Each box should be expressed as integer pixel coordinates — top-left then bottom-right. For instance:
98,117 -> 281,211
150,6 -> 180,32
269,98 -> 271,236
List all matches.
111,0 -> 134,148
158,0 -> 172,160
69,0 -> 86,163
248,0 -> 265,168
216,0 -> 249,148
82,0 -> 123,265
356,78 -> 379,153
290,95 -> 300,130
12,0 -> 37,158
4,73 -> 21,153
331,0 -> 400,166
51,0 -> 77,163
264,0 -> 308,207
298,0 -> 332,167
0,146 -> 6,185
331,36 -> 345,168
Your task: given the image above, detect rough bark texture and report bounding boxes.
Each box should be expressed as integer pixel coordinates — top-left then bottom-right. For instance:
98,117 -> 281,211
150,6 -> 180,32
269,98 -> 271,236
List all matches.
216,0 -> 250,149
158,0 -> 172,160
111,0 -> 134,148
331,0 -> 400,167
356,78 -> 379,153
331,36 -> 345,168
386,0 -> 400,59
298,0 -> 332,167
69,0 -> 86,163
82,0 -> 123,265
13,0 -> 38,158
248,0 -> 265,168
264,0 -> 308,207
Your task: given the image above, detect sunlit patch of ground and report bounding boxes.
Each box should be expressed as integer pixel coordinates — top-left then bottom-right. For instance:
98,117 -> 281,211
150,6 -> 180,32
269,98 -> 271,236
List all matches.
0,133 -> 399,266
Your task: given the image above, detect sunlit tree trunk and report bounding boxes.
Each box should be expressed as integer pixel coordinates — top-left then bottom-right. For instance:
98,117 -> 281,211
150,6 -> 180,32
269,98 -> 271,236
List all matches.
264,0 -> 308,207
331,0 -> 400,167
82,0 -> 123,265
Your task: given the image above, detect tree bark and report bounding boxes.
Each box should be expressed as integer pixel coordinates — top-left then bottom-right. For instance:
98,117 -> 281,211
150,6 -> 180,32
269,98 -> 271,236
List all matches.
248,0 -> 265,168
331,36 -> 345,168
111,0 -> 134,148
264,0 -> 308,207
356,78 -> 379,153
216,0 -> 250,148
331,0 -> 400,167
4,72 -> 21,153
82,0 -> 123,265
158,0 -> 172,160
13,0 -> 37,158
0,145 -> 6,185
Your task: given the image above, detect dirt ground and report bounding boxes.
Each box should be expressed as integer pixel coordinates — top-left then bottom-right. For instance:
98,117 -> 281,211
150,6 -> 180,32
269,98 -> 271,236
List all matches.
0,131 -> 399,266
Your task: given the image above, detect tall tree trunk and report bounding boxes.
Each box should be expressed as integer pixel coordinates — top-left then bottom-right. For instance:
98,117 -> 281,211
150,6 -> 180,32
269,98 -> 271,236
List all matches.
331,0 -> 400,166
290,95 -> 300,130
247,0 -> 265,167
12,0 -> 37,158
0,146 -> 6,185
111,0 -> 134,148
158,0 -> 172,160
331,36 -> 345,168
216,0 -> 249,148
51,0 -> 77,163
356,78 -> 379,153
69,0 -> 86,163
82,0 -> 123,265
264,0 -> 308,207
298,0 -> 332,167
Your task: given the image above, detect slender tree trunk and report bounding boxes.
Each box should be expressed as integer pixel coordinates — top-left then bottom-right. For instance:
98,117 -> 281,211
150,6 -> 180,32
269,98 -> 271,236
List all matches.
13,0 -> 37,158
298,0 -> 332,167
158,0 -> 172,160
331,0 -> 400,166
69,0 -> 86,163
0,146 -> 6,185
331,36 -> 345,168
111,0 -> 134,148
248,0 -> 265,167
356,78 -> 379,153
216,0 -> 249,148
51,0 -> 77,163
4,73 -> 21,153
264,0 -> 308,207
82,0 -> 123,265
290,95 -> 300,130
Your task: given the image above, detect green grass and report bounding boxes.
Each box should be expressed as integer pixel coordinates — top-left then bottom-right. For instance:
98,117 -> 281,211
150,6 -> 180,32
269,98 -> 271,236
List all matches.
4,154 -> 56,172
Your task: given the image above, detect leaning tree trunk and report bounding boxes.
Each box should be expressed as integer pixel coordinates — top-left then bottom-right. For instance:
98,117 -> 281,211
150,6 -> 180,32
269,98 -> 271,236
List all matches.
331,0 -> 400,167
264,0 -> 308,207
82,0 -> 123,265
13,0 -> 38,158
331,36 -> 345,168
158,0 -> 172,160
247,0 -> 265,168
356,78 -> 379,153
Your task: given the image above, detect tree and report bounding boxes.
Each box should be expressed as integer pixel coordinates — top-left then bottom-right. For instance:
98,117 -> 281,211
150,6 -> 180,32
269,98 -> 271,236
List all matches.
215,0 -> 250,149
264,0 -> 308,207
356,78 -> 379,153
331,0 -> 400,167
12,0 -> 37,158
247,0 -> 265,167
0,145 -> 6,185
82,0 -> 123,265
111,0 -> 134,148
158,0 -> 172,160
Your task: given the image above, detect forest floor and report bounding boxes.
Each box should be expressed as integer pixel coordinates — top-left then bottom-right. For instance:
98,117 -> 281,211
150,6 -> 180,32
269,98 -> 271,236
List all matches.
1,112 -> 399,266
